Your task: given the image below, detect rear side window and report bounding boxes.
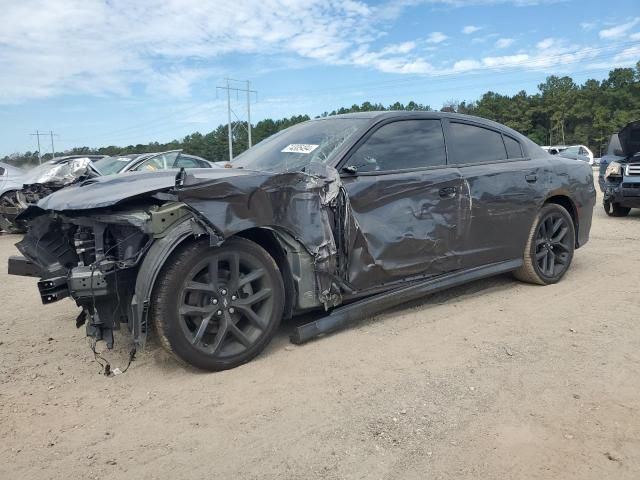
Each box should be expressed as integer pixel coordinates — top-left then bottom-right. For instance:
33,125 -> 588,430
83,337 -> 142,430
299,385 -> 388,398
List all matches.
504,135 -> 523,158
174,155 -> 200,168
449,122 -> 507,164
347,119 -> 446,172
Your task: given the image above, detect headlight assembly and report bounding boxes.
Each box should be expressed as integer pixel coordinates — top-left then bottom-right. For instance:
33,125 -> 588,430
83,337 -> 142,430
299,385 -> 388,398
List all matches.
604,161 -> 622,179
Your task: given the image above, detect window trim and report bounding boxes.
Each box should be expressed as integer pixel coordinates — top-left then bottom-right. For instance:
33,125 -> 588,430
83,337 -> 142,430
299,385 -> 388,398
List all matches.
337,117 -> 450,176
442,119 -> 530,166
502,133 -> 524,160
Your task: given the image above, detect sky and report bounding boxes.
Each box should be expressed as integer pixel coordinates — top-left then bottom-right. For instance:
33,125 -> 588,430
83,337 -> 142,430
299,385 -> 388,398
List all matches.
0,0 -> 638,156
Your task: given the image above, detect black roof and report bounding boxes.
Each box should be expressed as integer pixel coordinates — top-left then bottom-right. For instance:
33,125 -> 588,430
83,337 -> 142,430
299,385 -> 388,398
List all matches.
323,110 -> 524,137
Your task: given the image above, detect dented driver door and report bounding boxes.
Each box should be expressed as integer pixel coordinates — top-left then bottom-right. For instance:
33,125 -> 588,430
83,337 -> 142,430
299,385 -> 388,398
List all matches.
338,118 -> 469,292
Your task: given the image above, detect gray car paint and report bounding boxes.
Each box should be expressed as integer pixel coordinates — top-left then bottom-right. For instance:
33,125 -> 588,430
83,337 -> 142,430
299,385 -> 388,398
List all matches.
13,111 -> 596,351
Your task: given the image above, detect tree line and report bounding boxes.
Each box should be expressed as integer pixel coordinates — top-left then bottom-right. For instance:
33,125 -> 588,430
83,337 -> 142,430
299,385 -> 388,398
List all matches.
3,62 -> 639,169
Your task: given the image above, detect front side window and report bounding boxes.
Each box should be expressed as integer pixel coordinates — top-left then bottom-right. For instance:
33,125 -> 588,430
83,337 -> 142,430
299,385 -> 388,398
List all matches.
346,119 -> 446,173
132,152 -> 179,172
449,122 -> 508,164
563,146 -> 579,155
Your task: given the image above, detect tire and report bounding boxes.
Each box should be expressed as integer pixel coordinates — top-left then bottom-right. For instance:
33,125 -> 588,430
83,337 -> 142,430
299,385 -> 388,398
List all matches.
152,237 -> 285,371
0,191 -> 25,234
513,203 -> 576,285
610,203 -> 631,217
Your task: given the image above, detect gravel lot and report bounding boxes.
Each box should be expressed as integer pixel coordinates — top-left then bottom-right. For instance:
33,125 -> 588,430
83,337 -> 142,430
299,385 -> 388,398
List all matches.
1,182 -> 639,480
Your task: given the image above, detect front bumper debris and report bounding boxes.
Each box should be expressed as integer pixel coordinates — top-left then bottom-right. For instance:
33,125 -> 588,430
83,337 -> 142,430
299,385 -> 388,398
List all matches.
603,180 -> 640,208
8,255 -> 41,277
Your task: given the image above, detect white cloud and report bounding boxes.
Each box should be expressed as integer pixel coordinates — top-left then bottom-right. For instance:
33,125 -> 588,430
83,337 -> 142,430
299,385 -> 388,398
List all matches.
427,32 -> 448,43
599,18 -> 640,39
580,21 -> 596,31
462,25 -> 482,34
537,37 -> 556,49
0,0 -> 635,106
631,32 -> 640,41
380,41 -> 418,55
495,38 -> 515,48
613,45 -> 640,62
0,0 -> 380,103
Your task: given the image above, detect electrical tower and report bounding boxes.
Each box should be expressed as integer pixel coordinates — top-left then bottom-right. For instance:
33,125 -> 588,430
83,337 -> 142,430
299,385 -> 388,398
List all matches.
30,130 -> 58,164
216,78 -> 257,161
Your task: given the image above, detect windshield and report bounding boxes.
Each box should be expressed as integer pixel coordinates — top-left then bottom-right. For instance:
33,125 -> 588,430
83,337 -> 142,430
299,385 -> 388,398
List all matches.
93,156 -> 134,175
230,118 -> 368,173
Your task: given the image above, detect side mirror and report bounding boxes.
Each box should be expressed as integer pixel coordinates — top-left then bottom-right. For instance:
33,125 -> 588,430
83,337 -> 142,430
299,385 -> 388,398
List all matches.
613,148 -> 625,157
342,165 -> 358,174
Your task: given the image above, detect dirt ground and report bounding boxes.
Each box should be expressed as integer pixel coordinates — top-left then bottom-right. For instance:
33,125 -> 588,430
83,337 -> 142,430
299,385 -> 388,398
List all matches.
1,182 -> 639,480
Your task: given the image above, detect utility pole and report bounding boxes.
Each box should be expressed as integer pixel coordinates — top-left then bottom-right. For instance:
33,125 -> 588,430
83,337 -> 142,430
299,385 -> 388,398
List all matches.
49,130 -> 59,158
30,131 -> 44,164
30,130 -> 58,164
246,80 -> 252,148
226,78 -> 233,161
216,78 -> 257,161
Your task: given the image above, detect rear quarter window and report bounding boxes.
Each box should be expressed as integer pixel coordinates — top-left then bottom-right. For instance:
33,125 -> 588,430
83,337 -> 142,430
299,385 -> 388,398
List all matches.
0,167 -> 5,176
449,122 -> 508,164
504,135 -> 523,158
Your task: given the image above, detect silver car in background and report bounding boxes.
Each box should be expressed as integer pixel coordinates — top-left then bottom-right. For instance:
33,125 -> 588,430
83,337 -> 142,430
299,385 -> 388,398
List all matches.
0,162 -> 27,232
0,151 -> 217,233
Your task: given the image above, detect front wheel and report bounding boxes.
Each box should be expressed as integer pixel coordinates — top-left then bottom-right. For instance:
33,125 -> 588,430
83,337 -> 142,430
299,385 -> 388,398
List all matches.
152,237 -> 285,371
514,203 -> 576,285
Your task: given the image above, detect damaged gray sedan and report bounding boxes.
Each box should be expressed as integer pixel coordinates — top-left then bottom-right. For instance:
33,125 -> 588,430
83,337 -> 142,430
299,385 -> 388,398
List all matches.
10,112 -> 595,371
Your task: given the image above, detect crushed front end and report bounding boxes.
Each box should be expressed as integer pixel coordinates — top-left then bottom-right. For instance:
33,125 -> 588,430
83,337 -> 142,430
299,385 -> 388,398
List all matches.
11,202 -> 186,348
602,161 -> 640,210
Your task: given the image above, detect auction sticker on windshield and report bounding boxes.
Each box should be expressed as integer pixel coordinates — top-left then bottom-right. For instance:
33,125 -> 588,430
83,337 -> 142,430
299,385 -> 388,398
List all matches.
281,144 -> 319,154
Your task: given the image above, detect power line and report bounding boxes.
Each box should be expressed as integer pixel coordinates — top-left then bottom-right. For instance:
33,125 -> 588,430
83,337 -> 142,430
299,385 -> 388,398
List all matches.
30,130 -> 59,163
216,78 -> 257,160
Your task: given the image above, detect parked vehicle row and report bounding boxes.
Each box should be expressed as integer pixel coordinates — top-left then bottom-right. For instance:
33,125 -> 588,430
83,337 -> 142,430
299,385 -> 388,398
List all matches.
0,151 -> 216,232
9,112 -> 596,371
598,120 -> 640,217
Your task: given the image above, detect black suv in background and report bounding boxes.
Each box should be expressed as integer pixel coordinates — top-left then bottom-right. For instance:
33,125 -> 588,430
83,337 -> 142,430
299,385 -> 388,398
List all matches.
599,120 -> 640,216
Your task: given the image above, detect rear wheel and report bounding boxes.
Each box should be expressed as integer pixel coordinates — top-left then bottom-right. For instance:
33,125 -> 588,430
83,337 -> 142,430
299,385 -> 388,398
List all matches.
152,237 -> 285,371
514,203 -> 575,285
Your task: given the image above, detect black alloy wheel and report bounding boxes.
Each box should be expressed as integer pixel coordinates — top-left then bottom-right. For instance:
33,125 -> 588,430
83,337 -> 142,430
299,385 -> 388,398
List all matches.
153,237 -> 285,371
514,203 -> 575,285
533,210 -> 572,279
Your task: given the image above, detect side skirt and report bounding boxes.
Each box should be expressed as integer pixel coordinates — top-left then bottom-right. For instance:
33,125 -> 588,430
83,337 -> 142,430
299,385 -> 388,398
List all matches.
290,259 -> 523,344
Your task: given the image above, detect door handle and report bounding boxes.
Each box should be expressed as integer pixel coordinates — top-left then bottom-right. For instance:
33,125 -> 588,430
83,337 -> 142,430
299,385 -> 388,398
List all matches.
525,173 -> 538,183
439,186 -> 457,198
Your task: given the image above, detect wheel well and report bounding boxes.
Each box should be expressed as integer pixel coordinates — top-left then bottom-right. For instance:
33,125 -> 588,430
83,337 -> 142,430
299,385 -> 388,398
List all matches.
544,195 -> 579,246
0,189 -> 18,198
235,228 -> 295,320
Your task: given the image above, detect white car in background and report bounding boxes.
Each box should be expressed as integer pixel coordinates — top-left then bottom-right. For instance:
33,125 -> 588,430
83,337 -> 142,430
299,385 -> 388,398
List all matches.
542,145 -> 596,165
